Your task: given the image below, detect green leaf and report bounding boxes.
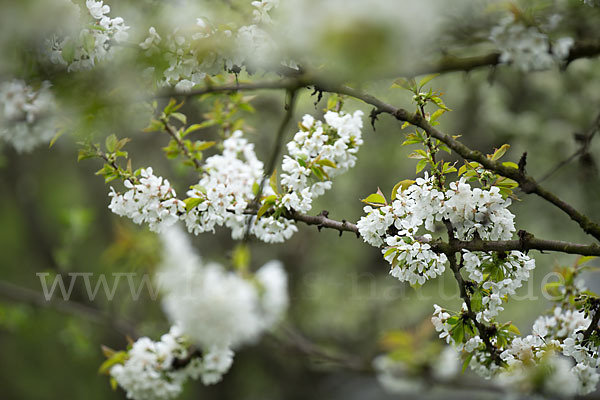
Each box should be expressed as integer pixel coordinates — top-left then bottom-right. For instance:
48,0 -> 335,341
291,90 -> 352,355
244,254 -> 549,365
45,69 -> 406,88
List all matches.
430,109 -> 446,123
171,112 -> 187,125
439,144 -> 451,154
311,166 -> 325,181
361,193 -> 387,206
431,96 -> 451,111
576,256 -> 597,266
383,248 -> 397,258
143,119 -> 163,133
98,351 -> 128,375
502,161 -> 519,169
105,134 -> 118,153
451,323 -> 464,343
110,377 -> 118,391
77,149 -> 95,162
183,197 -> 204,212
418,73 -> 440,89
408,149 -> 428,159
232,243 -> 250,273
471,289 -> 483,312
164,98 -> 183,115
391,77 -> 416,91
183,124 -> 204,136
61,38 -> 76,64
416,159 -> 428,173
316,159 -> 337,169
507,324 -> 521,336
194,141 -> 216,151
101,345 -> 116,359
297,157 -> 308,168
257,195 -> 277,219
391,179 -> 415,200
269,168 -> 279,195
82,31 -> 96,54
462,353 -> 473,374
490,144 -> 510,161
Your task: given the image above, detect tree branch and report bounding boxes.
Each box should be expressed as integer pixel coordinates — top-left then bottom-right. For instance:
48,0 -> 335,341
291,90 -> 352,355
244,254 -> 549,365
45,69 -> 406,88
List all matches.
271,325 -> 372,372
165,68 -> 600,241
443,221 -> 502,364
313,82 -> 600,242
160,118 -> 203,171
430,231 -> 600,257
285,210 -> 359,237
537,110 -> 600,184
0,280 -> 137,337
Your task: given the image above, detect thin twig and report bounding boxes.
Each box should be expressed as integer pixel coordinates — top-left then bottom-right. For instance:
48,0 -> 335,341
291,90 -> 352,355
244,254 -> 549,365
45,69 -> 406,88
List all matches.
0,280 -> 137,337
538,111 -> 600,184
160,118 -> 203,170
244,89 -> 298,238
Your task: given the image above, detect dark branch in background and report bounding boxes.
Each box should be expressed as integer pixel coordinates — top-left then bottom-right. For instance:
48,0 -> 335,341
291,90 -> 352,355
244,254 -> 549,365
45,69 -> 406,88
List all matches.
0,280 -> 137,337
538,110 -> 600,184
161,40 -> 600,102
271,325 -> 372,372
263,89 -> 299,178
409,40 -> 600,77
160,118 -> 203,170
159,78 -> 306,99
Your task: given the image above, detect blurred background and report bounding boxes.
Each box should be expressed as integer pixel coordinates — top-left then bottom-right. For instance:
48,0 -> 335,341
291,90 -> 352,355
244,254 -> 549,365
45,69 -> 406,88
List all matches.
1,0 -> 600,399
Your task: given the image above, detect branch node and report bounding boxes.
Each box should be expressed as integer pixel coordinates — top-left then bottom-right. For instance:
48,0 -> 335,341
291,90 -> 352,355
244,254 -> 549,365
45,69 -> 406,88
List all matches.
369,108 -> 381,131
518,152 -> 528,175
311,86 -> 323,106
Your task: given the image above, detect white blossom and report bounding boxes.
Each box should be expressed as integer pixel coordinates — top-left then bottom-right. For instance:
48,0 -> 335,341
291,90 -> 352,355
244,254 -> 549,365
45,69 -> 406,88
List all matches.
490,15 -> 573,72
110,326 -> 234,400
0,80 -> 57,152
279,110 -> 364,213
45,0 -> 129,71
157,225 -> 289,349
108,167 -> 185,233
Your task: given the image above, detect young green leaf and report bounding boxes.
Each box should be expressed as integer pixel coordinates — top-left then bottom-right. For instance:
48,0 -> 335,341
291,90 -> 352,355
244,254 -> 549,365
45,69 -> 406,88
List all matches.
391,179 -> 415,200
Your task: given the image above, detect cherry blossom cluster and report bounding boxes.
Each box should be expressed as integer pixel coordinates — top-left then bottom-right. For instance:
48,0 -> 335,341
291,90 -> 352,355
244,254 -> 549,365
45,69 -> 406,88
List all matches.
157,225 -> 289,350
110,325 -> 233,400
497,351 -> 579,398
107,111 -> 363,243
138,11 -> 277,92
183,130 -> 266,239
489,14 -> 573,72
357,175 -> 519,286
108,167 -> 185,233
279,111 -> 364,213
463,250 -> 536,323
433,274 -> 600,396
109,225 -> 288,399
0,79 -> 57,153
139,19 -> 228,92
496,306 -> 599,396
45,0 -> 129,72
